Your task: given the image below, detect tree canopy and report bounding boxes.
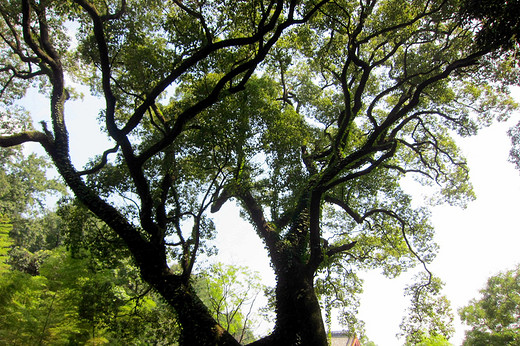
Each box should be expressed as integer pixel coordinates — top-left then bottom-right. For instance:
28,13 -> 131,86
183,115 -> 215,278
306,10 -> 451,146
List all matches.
459,264 -> 520,346
1,0 -> 518,345
458,0 -> 520,171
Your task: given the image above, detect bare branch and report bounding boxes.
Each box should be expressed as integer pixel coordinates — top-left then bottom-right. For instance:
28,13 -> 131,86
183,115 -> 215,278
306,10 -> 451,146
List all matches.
326,241 -> 357,257
78,144 -> 119,176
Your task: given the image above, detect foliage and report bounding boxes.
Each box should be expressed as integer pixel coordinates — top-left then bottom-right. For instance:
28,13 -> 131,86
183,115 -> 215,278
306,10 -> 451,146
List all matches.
0,156 -> 180,345
0,246 -> 181,345
195,263 -> 268,343
399,273 -> 455,345
51,200 -> 183,345
0,214 -> 12,271
0,258 -> 82,345
0,147 -> 64,218
364,341 -> 378,346
459,0 -> 520,53
509,121 -> 520,171
459,264 -> 520,346
1,0 -> 518,344
415,334 -> 452,346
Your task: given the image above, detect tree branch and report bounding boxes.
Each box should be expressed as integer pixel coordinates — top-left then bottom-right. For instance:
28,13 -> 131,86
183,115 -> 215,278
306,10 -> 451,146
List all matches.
100,0 -> 126,21
326,241 -> 357,257
74,0 -> 119,140
0,131 -> 52,149
236,188 -> 280,261
78,144 -> 119,176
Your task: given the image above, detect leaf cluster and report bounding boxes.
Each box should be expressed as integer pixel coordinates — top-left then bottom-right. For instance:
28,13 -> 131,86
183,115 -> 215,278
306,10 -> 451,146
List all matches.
459,264 -> 520,346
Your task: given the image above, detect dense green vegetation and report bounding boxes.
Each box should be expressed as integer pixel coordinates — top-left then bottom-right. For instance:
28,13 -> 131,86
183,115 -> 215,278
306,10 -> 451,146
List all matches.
1,0 -> 518,345
0,149 -> 263,344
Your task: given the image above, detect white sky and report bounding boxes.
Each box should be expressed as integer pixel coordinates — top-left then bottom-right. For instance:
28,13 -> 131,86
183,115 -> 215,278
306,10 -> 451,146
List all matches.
19,86 -> 520,345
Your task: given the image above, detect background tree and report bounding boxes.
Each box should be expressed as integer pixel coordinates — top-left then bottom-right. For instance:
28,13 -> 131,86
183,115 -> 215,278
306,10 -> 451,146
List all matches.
0,204 -> 182,345
398,274 -> 455,345
0,152 -> 181,345
195,263 -> 268,344
0,147 -> 63,218
1,1 -> 518,345
414,334 -> 451,346
0,247 -> 181,345
0,146 -> 65,273
459,264 -> 520,346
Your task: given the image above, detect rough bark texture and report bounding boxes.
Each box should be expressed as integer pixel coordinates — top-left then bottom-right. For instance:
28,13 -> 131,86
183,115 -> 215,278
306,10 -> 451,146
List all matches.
273,268 -> 328,346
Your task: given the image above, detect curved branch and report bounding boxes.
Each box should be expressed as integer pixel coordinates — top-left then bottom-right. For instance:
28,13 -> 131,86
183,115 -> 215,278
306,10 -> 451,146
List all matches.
131,1 -> 331,165
121,0 -> 288,137
324,141 -> 397,190
20,0 -> 58,70
324,195 -> 363,223
236,188 -> 280,260
173,0 -> 213,43
78,144 -> 119,176
368,208 -> 433,279
378,50 -> 488,137
326,191 -> 433,278
357,0 -> 447,44
100,0 -> 126,22
326,241 -> 357,257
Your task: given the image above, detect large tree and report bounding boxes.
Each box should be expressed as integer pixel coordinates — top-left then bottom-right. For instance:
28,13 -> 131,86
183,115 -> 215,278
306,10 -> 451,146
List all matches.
0,0 -> 517,345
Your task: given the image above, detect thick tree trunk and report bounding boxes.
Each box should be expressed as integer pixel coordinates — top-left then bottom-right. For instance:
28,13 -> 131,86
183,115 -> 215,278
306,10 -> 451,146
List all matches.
275,270 -> 328,345
237,191 -> 328,346
252,265 -> 328,346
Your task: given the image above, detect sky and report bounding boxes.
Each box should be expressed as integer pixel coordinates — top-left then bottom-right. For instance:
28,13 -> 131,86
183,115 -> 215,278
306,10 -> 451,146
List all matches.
18,85 -> 520,345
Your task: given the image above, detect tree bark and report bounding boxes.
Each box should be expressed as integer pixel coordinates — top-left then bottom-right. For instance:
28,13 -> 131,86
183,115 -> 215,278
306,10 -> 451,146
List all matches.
271,265 -> 328,346
249,261 -> 327,346
250,278 -> 328,346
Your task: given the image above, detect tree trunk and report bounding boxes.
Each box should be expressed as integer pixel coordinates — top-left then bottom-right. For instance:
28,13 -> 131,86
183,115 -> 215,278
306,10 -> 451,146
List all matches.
253,264 -> 328,346
276,270 -> 328,345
